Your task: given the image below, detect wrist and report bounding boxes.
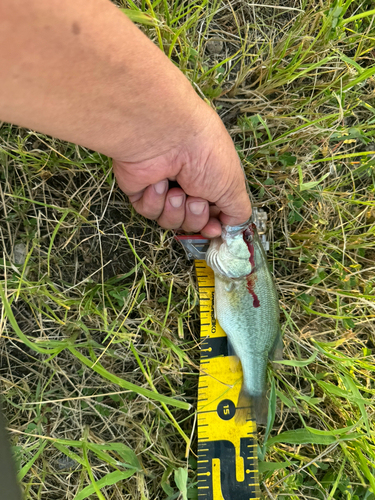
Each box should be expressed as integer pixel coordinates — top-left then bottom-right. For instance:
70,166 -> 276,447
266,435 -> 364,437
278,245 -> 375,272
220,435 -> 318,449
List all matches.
108,64 -> 210,163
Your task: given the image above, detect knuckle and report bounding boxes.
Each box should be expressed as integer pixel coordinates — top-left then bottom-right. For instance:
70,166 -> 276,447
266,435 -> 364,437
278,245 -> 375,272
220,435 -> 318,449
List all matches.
158,214 -> 184,230
182,221 -> 203,233
132,202 -> 160,220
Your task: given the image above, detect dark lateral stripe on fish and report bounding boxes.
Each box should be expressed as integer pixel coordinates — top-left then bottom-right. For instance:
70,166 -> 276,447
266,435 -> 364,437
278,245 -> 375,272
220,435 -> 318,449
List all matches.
200,336 -> 228,359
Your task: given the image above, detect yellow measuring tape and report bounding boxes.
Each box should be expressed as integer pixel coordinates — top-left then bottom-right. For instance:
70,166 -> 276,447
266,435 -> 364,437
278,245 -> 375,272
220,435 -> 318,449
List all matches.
195,260 -> 260,500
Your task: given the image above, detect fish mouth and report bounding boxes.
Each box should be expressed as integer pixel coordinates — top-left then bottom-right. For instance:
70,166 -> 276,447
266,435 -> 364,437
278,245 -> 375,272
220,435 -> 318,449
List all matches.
222,220 -> 251,240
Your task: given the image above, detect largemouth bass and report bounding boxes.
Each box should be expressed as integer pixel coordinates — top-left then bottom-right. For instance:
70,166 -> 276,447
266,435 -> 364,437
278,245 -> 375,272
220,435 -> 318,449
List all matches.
206,220 -> 282,426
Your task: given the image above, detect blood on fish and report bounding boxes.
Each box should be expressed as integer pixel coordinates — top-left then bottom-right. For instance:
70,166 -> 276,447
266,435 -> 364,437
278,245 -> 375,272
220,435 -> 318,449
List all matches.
246,274 -> 260,308
243,226 -> 255,268
243,225 -> 260,308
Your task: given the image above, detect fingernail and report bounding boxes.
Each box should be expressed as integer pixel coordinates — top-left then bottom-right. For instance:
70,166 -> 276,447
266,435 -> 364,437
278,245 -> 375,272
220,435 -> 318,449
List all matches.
170,195 -> 184,208
189,202 -> 206,215
154,180 -> 168,195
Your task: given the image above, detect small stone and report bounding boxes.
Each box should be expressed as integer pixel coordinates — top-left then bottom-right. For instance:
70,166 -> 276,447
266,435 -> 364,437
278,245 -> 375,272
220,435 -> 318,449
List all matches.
13,242 -> 27,265
206,39 -> 224,55
55,454 -> 78,471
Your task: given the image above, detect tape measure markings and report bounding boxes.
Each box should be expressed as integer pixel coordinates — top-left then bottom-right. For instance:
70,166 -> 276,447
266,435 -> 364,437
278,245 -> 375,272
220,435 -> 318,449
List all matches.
195,260 -> 260,500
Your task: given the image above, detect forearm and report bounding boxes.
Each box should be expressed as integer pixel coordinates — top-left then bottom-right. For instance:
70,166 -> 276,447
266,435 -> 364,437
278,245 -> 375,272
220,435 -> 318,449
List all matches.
0,0 -> 203,160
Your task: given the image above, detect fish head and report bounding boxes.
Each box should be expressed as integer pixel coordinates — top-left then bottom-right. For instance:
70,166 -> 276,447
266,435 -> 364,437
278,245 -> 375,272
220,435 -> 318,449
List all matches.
206,221 -> 254,279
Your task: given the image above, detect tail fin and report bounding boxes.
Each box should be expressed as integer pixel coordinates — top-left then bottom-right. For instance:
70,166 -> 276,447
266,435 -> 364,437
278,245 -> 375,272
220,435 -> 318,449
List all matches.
252,393 -> 268,426
235,388 -> 268,427
235,387 -> 251,426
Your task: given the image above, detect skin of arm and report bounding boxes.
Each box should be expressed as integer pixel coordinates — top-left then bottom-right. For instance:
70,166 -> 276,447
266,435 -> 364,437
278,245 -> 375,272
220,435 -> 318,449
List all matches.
0,0 -> 251,236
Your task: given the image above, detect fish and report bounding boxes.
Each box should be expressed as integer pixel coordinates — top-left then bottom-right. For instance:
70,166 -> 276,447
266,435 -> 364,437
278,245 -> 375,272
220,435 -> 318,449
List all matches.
205,220 -> 282,426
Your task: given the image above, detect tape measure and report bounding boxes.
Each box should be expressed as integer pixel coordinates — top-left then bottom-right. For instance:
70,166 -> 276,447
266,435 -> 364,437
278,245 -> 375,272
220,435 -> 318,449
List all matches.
195,260 -> 260,500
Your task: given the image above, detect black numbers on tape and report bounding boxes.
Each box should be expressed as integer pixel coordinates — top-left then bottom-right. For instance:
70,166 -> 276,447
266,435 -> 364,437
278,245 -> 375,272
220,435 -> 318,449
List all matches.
217,399 -> 236,421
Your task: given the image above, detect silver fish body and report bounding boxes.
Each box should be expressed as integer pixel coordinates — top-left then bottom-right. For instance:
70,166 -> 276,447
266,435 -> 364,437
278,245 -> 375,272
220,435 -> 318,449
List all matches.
206,221 -> 281,425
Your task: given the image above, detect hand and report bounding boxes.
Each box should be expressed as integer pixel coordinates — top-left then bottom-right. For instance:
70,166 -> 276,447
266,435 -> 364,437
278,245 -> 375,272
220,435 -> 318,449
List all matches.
113,104 -> 251,238
0,0 -> 251,238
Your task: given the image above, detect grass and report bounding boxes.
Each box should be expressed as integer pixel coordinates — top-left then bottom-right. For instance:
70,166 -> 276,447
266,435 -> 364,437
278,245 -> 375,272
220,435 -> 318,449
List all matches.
1,0 -> 375,498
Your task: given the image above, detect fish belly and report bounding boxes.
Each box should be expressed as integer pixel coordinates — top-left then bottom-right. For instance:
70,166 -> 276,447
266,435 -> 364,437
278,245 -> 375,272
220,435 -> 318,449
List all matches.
214,274 -> 279,399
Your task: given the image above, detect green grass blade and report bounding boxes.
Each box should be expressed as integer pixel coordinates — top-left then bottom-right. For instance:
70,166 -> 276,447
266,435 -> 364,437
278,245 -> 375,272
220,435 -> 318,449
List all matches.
274,351 -> 317,367
47,211 -> 69,276
74,470 -> 138,500
68,346 -> 191,410
121,8 -> 158,26
18,441 -> 47,481
339,9 -> 375,27
87,443 -> 141,470
0,281 -> 61,355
